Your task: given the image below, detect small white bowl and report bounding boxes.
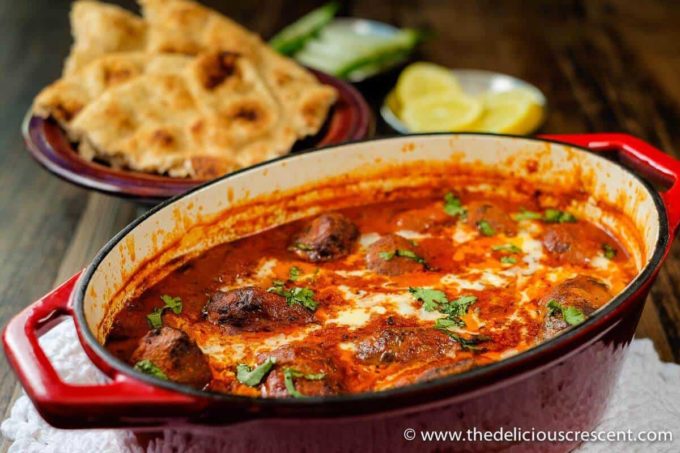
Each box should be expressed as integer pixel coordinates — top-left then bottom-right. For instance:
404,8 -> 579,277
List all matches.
381,69 -> 548,134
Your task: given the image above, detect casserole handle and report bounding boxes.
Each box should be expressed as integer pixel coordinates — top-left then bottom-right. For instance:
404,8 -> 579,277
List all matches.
541,133 -> 680,236
2,272 -> 203,428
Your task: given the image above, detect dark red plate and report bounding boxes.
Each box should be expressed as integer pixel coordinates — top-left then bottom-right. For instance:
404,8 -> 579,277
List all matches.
23,70 -> 372,204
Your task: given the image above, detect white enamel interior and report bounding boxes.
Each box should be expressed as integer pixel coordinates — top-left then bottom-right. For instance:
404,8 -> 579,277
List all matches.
81,134 -> 662,343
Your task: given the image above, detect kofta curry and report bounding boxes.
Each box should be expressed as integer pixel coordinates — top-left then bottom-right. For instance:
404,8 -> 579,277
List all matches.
104,184 -> 638,398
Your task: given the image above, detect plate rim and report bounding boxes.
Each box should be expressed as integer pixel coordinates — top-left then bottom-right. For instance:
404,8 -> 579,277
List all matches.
24,69 -> 373,203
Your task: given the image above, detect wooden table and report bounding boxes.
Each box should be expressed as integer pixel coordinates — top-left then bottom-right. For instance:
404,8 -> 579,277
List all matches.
1,0 -> 679,447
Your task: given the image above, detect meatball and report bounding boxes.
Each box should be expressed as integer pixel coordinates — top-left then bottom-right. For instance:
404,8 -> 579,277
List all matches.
542,223 -> 594,265
466,201 -> 517,236
365,234 -> 425,276
130,327 -> 211,389
356,327 -> 455,365
259,344 -> 343,397
290,213 -> 359,262
393,206 -> 450,232
203,286 -> 315,331
541,275 -> 612,338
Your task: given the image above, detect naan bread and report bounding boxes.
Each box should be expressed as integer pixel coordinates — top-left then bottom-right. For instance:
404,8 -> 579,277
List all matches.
33,0 -> 337,179
66,51 -> 296,178
139,0 -> 258,58
64,1 -> 147,75
35,52 -> 190,127
138,0 -> 337,137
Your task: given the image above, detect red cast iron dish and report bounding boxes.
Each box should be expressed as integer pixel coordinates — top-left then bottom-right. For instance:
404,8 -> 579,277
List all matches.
4,133 -> 680,452
23,69 -> 372,204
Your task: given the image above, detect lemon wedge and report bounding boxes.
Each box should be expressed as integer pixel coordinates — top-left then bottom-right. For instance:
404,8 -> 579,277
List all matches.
396,62 -> 462,105
401,94 -> 483,132
475,89 -> 544,134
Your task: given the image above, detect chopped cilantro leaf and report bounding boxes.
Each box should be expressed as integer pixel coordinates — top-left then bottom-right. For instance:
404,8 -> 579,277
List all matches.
602,243 -> 617,260
289,266 -> 301,281
294,242 -> 314,251
283,368 -> 326,398
500,256 -> 517,264
379,250 -> 395,260
236,357 -> 276,387
512,209 -> 543,221
134,360 -> 167,379
563,306 -> 586,325
289,287 -> 318,310
547,299 -> 561,317
440,295 -> 477,320
443,192 -> 467,218
146,308 -> 163,329
543,209 -> 577,223
436,328 -> 488,351
380,249 -> 426,265
435,317 -> 461,329
409,287 -> 449,312
410,288 -> 476,326
396,249 -> 425,264
513,208 -> 577,223
492,244 -> 522,254
146,295 -> 183,328
268,282 -> 318,311
477,220 -> 495,236
547,299 -> 586,326
160,295 -> 182,315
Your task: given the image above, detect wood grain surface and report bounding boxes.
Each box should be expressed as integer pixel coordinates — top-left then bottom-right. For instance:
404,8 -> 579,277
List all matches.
1,0 -> 679,448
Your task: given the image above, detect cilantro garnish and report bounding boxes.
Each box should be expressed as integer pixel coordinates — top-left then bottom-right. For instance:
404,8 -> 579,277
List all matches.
378,251 -> 394,260
547,299 -> 586,326
408,287 -> 449,312
134,360 -> 167,380
146,310 -> 163,329
409,287 -> 477,327
492,244 -> 522,254
440,295 -> 477,321
409,287 -> 482,349
293,242 -> 314,251
512,208 -> 577,223
283,368 -> 325,398
512,209 -> 543,221
146,295 -> 183,329
500,256 -> 517,264
543,209 -> 577,223
379,249 -> 426,265
268,281 -> 318,311
443,192 -> 467,218
436,328 -> 489,351
477,220 -> 495,236
602,244 -> 617,260
236,357 -> 276,387
289,266 -> 301,281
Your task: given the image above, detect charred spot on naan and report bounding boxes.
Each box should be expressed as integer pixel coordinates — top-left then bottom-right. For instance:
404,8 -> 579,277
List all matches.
102,65 -> 137,87
223,98 -> 274,132
195,51 -> 241,90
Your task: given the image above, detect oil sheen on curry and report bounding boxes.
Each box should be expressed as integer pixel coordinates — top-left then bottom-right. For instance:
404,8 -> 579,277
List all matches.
105,187 -> 639,398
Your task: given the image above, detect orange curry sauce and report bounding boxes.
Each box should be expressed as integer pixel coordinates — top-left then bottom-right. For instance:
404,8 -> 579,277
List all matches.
105,190 -> 639,398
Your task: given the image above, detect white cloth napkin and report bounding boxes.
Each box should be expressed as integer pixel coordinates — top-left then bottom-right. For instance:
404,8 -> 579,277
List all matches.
3,319 -> 679,452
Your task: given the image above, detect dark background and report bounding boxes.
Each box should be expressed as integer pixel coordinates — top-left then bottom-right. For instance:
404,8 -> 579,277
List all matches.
1,1 -> 679,446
